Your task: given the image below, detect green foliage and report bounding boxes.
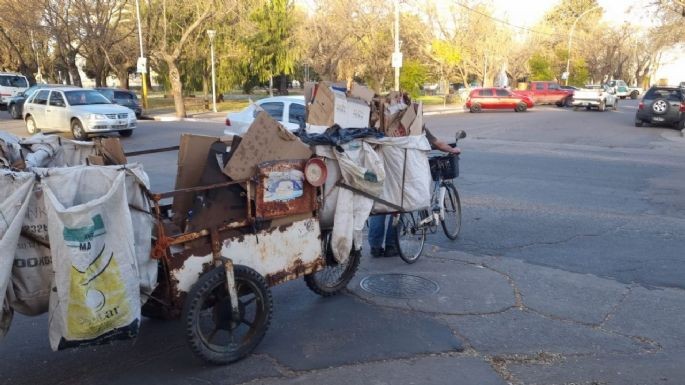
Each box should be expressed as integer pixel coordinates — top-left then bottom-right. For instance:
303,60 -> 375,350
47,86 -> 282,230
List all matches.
529,53 -> 554,81
243,0 -> 298,82
400,59 -> 428,98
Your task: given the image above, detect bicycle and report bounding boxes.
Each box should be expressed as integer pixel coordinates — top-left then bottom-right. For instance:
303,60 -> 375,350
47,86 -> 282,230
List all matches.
394,130 -> 466,264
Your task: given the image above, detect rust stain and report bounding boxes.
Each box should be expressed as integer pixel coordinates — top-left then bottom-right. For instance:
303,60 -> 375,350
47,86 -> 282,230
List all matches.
266,258 -> 325,286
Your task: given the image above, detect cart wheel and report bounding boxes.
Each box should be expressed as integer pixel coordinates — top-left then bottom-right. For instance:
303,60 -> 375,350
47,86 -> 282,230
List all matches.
183,265 -> 272,365
395,211 -> 427,264
304,230 -> 361,296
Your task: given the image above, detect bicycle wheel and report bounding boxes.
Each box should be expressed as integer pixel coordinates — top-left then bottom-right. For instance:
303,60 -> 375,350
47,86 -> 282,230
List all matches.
394,211 -> 426,264
441,182 -> 462,240
304,230 -> 361,296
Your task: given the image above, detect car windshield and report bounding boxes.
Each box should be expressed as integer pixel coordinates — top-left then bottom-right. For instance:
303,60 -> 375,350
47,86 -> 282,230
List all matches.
645,88 -> 683,101
64,90 -> 111,106
0,75 -> 28,88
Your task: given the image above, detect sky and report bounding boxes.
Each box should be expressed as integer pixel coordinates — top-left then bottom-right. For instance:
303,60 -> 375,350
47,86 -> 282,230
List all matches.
490,0 -> 648,27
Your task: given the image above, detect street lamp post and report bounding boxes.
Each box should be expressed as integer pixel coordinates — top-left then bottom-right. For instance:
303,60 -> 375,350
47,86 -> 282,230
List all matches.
207,30 -> 217,113
565,5 -> 601,86
134,0 -> 148,109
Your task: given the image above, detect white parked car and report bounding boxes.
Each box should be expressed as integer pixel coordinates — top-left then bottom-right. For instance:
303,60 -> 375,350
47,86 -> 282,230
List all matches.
23,87 -> 137,140
0,72 -> 29,110
571,84 -> 618,111
224,96 -> 305,136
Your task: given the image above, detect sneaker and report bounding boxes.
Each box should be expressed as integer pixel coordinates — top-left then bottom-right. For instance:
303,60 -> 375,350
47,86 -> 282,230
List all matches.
370,247 -> 385,258
383,246 -> 399,258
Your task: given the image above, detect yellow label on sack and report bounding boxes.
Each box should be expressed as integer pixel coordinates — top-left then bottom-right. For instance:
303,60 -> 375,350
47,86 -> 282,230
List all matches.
63,214 -> 130,339
66,247 -> 130,338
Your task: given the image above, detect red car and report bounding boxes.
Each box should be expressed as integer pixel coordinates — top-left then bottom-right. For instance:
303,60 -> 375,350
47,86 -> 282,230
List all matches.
465,87 -> 534,112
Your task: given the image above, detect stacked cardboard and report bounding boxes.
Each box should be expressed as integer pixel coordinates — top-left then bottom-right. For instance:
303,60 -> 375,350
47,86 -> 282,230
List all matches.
374,92 -> 423,137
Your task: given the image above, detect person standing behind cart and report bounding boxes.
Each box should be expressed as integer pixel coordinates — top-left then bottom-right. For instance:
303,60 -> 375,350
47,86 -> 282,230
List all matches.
369,126 -> 461,258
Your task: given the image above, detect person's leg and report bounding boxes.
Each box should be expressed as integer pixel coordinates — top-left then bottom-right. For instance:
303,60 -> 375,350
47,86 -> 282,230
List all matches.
384,215 -> 399,257
368,215 -> 386,257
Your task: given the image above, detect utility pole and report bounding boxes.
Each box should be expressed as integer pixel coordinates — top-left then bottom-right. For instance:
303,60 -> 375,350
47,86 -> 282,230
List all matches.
134,0 -> 148,109
392,0 -> 402,92
207,30 -> 217,113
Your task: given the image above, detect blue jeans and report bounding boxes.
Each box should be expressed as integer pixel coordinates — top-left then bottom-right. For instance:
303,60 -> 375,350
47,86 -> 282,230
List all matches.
368,215 -> 397,249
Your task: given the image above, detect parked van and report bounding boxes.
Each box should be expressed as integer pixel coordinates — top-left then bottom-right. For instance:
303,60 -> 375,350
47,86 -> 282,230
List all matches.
0,72 -> 29,110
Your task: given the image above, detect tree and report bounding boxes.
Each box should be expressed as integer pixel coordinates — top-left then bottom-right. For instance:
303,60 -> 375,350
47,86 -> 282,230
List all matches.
243,0 -> 299,96
146,0 -> 236,117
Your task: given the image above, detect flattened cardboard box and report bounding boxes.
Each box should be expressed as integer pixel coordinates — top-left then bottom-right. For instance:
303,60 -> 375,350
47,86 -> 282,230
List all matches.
224,111 -> 312,181
173,133 -> 225,226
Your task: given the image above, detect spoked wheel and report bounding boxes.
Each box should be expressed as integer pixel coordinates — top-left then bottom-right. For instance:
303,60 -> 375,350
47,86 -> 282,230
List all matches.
394,211 -> 426,264
441,183 -> 462,240
304,230 -> 361,296
183,265 -> 272,365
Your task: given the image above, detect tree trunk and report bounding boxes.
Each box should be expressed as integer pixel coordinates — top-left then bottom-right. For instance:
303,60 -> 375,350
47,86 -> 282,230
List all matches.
66,51 -> 82,88
168,61 -> 186,118
117,68 -> 130,89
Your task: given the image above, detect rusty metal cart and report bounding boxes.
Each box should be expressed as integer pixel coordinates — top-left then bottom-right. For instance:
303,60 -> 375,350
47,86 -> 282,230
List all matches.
131,152 -> 360,365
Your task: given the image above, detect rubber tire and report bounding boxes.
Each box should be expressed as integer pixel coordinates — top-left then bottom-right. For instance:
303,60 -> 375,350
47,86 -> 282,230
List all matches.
395,211 -> 426,264
585,106 -> 592,111
9,104 -> 19,119
635,120 -> 644,127
630,91 -> 639,99
470,103 -> 482,113
598,101 -> 606,112
71,119 -> 88,141
119,129 -> 133,137
565,97 -> 573,107
514,103 -> 527,112
650,98 -> 669,115
25,116 -> 39,135
183,265 -> 272,365
441,183 -> 462,240
304,230 -> 361,297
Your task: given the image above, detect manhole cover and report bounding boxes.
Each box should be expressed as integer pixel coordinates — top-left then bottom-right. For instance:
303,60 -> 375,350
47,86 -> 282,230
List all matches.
360,274 -> 440,299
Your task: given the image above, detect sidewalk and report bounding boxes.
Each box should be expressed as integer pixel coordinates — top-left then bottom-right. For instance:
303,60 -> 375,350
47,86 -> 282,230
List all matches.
145,103 -> 466,122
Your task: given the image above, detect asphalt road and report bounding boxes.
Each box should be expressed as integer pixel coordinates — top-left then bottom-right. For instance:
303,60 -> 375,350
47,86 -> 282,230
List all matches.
1,100 -> 684,384
427,100 -> 685,289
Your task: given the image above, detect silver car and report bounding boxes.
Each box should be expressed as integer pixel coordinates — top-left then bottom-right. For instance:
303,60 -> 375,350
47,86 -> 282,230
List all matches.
22,87 -> 136,140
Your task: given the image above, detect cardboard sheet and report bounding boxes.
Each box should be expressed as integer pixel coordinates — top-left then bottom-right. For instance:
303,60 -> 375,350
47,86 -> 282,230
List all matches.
224,112 -> 312,181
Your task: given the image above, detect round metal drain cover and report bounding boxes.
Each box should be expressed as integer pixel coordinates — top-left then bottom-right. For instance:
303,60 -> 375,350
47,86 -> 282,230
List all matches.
360,274 -> 439,299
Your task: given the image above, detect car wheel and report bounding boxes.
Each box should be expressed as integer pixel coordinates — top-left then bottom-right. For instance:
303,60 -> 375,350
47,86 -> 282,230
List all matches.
515,102 -> 527,112
71,119 -> 88,141
119,129 -> 133,137
565,97 -> 572,107
598,101 -> 606,112
635,120 -> 644,127
25,116 -> 39,135
630,91 -> 639,99
586,106 -> 591,111
651,98 -> 669,115
9,104 -> 19,119
470,103 -> 482,113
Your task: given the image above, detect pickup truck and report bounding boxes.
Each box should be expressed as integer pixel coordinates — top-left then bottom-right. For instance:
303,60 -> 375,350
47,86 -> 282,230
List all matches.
605,80 -> 642,99
513,81 -> 573,106
571,84 -> 618,111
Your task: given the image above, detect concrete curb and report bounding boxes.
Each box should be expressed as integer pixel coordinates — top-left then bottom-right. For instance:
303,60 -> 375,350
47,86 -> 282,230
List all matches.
150,115 -> 224,123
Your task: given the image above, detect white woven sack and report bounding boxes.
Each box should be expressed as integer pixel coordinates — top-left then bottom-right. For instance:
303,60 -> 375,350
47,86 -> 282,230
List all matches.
43,169 -> 140,350
0,171 -> 35,340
